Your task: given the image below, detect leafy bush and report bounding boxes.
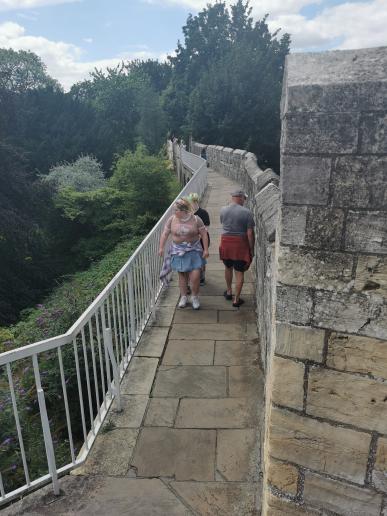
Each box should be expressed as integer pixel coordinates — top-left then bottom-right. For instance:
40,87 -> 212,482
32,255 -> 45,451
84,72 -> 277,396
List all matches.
42,155 -> 106,192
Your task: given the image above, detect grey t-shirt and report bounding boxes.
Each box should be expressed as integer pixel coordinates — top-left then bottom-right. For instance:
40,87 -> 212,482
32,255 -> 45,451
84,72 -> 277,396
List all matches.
220,203 -> 255,236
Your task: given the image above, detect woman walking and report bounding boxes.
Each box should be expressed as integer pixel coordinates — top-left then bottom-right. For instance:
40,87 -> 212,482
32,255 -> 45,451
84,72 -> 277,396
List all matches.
159,198 -> 209,309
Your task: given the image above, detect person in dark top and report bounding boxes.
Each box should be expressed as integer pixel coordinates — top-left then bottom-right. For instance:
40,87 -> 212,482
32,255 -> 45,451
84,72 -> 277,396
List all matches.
188,193 -> 210,285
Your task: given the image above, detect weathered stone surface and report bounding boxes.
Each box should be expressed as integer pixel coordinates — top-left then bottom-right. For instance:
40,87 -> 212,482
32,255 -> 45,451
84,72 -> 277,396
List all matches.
361,112 -> 387,153
304,207 -> 345,250
162,339 -> 215,365
281,156 -> 331,205
267,458 -> 299,495
272,356 -> 304,410
152,365 -> 227,397
134,327 -> 169,357
281,206 -> 307,246
269,407 -> 370,483
121,357 -> 158,395
173,309 -> 218,324
171,481 -> 257,516
144,398 -> 179,427
218,309 -> 256,323
77,428 -> 139,475
175,398 -> 259,428
307,368 -> 387,433
266,492 -> 319,515
217,429 -> 259,481
332,156 -> 387,209
278,247 -> 353,291
313,290 -> 387,339
214,340 -> 258,366
197,295 -> 254,311
373,437 -> 387,493
327,332 -> 387,379
255,183 -> 280,240
276,323 -> 325,362
304,472 -> 383,516
229,365 -> 264,397
149,305 -> 176,327
132,428 -> 216,480
355,254 -> 387,297
282,113 -> 359,154
7,476 -> 192,516
109,395 -> 148,428
170,323 -> 247,341
346,211 -> 387,254
276,285 -> 313,325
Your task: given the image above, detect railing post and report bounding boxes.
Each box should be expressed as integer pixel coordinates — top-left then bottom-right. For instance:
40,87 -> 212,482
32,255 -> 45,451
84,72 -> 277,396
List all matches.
104,328 -> 122,412
32,354 -> 59,496
127,270 -> 136,354
145,263 -> 155,324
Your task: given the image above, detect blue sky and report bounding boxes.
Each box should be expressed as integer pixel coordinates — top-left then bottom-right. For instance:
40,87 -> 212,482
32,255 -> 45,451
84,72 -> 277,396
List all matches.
0,0 -> 386,89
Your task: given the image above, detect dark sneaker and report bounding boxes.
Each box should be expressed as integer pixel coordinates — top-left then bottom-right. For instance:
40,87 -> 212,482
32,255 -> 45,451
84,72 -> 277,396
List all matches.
223,290 -> 232,301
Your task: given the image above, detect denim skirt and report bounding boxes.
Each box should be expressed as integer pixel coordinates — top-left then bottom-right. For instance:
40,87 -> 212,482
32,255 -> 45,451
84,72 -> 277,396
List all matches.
171,250 -> 205,272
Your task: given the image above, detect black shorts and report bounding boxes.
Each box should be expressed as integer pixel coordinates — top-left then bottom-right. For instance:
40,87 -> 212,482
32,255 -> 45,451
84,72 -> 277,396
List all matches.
223,259 -> 249,272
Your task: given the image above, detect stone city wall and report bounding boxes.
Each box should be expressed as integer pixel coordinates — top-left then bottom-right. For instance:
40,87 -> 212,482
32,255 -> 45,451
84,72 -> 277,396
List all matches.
190,142 -> 280,374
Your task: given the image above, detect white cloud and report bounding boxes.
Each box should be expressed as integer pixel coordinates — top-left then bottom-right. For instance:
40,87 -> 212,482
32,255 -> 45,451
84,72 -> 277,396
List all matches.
0,21 -> 168,90
0,0 -> 79,11
83,37 -> 92,44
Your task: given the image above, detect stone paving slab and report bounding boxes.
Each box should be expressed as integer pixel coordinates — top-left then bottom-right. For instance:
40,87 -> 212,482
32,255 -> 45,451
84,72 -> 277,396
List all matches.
149,305 -> 176,327
134,326 -> 169,357
75,428 -> 139,476
173,309 -> 218,324
7,476 -> 192,516
170,481 -> 258,516
144,397 -> 179,427
131,427 -> 216,480
162,340 -> 215,365
152,365 -> 227,397
198,295 -> 254,311
175,398 -> 259,428
108,395 -> 148,428
121,357 -> 159,395
214,341 -> 259,366
205,269 -> 254,284
201,282 -> 254,296
218,309 -> 256,323
217,429 -> 259,481
229,366 -> 264,398
170,323 -> 248,341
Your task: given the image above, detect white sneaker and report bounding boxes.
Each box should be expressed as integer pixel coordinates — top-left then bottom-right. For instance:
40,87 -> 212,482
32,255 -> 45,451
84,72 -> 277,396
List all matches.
191,296 -> 200,310
178,295 -> 188,308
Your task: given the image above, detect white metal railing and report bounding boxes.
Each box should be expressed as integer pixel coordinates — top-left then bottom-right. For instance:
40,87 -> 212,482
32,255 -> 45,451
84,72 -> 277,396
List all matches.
0,146 -> 207,506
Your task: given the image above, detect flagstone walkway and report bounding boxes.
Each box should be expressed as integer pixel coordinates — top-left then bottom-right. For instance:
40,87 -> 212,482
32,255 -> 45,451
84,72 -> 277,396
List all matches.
8,170 -> 264,516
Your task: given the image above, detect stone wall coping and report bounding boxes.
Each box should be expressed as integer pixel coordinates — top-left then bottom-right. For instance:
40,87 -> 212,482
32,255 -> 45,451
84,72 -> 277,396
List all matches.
255,183 -> 281,241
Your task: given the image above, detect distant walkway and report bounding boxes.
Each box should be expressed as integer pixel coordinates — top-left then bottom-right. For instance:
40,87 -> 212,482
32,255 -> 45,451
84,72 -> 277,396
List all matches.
8,170 -> 264,516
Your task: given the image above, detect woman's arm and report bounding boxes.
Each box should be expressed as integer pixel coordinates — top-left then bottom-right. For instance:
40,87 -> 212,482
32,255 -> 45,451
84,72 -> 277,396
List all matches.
199,227 -> 209,258
159,218 -> 172,256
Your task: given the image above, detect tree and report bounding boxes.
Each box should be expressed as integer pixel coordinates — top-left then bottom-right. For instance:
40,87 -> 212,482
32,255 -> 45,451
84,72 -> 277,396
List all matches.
42,156 -> 106,192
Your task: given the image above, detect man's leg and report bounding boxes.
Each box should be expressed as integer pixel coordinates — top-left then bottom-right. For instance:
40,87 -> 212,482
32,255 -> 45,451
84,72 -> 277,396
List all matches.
234,270 -> 244,303
225,266 -> 233,295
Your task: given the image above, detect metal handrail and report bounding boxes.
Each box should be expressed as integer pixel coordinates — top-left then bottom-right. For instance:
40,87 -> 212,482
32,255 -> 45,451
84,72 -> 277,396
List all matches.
0,146 -> 207,505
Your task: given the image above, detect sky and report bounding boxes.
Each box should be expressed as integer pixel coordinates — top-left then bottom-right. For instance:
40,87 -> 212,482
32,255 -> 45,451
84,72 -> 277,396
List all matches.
0,0 -> 386,90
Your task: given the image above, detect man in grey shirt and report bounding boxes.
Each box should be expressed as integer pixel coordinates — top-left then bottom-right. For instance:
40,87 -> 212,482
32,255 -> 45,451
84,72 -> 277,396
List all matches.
219,190 -> 255,307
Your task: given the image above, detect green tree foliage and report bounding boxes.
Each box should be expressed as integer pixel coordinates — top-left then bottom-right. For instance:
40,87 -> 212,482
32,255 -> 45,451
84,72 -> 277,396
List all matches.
43,155 -> 106,192
165,0 -> 290,168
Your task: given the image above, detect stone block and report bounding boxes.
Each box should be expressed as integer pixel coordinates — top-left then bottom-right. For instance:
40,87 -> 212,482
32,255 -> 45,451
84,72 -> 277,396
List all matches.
214,340 -> 258,366
278,247 -> 353,291
121,357 -> 159,395
282,113 -> 358,154
266,492 -> 319,515
361,112 -> 387,153
267,458 -> 299,495
217,429 -> 259,481
276,285 -> 313,325
170,481 -> 257,516
134,327 -> 169,358
272,356 -> 304,410
162,339 -> 214,365
355,255 -> 387,297
281,156 -> 331,205
313,290 -> 387,339
131,427 -> 216,480
175,398 -> 259,428
144,398 -> 179,427
255,183 -> 280,241
332,156 -> 387,209
152,365 -> 227,398
304,207 -> 345,250
228,365 -> 264,397
269,407 -> 370,483
346,211 -> 387,254
286,83 -> 360,113
327,332 -> 387,379
276,323 -> 325,362
304,472 -> 383,516
373,437 -> 387,493
281,206 -> 307,246
109,395 -> 148,428
255,169 -> 280,192
307,368 -> 387,433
